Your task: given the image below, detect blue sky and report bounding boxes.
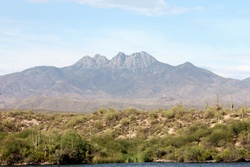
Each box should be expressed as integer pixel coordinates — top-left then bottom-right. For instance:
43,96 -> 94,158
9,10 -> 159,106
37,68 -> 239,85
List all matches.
0,0 -> 250,79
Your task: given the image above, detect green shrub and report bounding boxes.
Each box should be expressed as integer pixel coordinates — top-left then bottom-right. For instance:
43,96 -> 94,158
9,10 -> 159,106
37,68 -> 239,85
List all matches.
220,147 -> 245,162
65,115 -> 87,128
230,121 -> 250,137
207,128 -> 232,147
148,112 -> 158,120
184,145 -> 210,162
204,107 -> 216,119
120,118 -> 130,126
162,110 -> 175,119
0,135 -> 32,165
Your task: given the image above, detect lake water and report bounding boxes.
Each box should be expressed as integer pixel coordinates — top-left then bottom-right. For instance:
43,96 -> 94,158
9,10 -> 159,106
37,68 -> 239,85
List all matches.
16,162 -> 250,167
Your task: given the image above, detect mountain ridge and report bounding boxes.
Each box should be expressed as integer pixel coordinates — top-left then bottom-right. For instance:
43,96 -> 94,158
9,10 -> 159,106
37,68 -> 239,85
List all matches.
71,51 -> 160,70
0,51 -> 248,112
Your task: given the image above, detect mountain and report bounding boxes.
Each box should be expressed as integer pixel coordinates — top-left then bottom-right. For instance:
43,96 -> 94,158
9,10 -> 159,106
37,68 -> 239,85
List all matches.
0,51 -> 247,112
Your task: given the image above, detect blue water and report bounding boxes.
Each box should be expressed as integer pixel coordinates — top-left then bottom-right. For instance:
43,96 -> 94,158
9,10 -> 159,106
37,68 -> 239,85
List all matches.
26,162 -> 249,167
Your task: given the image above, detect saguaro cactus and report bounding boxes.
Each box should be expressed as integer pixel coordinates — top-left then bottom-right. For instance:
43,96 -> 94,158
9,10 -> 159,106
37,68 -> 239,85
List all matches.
32,127 -> 41,149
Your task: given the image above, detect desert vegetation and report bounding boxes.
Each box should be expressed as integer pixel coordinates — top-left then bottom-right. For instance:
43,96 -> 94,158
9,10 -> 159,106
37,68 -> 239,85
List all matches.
0,104 -> 250,165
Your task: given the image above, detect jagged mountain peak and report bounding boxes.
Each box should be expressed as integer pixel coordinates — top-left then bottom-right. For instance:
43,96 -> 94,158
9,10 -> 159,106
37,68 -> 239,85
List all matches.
93,54 -> 109,66
116,52 -> 126,57
131,51 -> 155,58
74,56 -> 95,68
76,55 -> 93,62
110,52 -> 128,67
130,51 -> 157,64
73,52 -> 159,69
110,51 -> 158,69
73,54 -> 109,68
93,54 -> 107,60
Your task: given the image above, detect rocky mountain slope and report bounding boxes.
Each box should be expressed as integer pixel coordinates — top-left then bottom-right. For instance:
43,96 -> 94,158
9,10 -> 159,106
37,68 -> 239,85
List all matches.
0,51 -> 248,111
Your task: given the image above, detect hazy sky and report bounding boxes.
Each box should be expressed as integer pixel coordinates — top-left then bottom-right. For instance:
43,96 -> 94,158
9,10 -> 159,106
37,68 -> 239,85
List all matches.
0,0 -> 250,79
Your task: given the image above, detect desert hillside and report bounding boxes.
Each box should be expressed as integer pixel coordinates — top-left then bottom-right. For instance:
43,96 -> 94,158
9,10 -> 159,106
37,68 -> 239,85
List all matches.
0,104 -> 250,165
